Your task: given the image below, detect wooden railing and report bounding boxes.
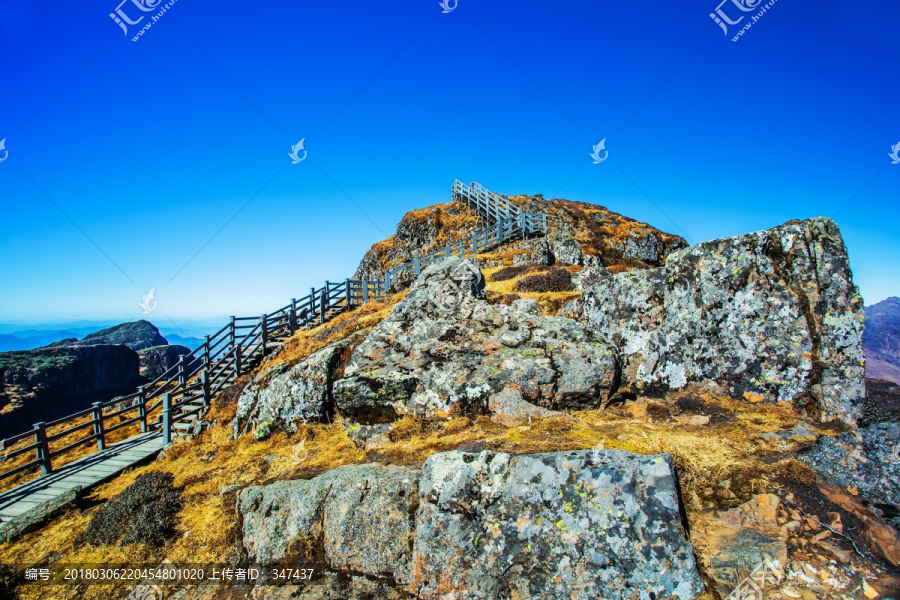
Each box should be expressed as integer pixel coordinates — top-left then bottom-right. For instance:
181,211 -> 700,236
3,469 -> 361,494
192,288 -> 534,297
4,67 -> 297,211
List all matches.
0,180 -> 547,485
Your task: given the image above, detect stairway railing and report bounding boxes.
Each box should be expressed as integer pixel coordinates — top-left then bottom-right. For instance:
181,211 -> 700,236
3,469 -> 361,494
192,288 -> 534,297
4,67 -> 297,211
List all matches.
0,179 -> 548,485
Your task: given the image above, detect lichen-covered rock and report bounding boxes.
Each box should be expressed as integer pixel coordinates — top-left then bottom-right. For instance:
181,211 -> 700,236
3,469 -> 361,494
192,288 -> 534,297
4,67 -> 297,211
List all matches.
238,463 -> 420,582
233,342 -> 344,438
410,449 -> 704,600
551,232 -> 583,265
488,387 -> 561,427
333,257 -> 619,423
573,265 -> 612,291
800,422 -> 900,509
582,217 -> 865,424
137,344 -> 191,379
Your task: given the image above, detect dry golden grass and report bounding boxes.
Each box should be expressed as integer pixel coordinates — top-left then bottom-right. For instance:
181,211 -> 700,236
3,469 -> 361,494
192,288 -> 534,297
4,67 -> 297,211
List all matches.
0,381 -> 818,600
482,265 -> 581,315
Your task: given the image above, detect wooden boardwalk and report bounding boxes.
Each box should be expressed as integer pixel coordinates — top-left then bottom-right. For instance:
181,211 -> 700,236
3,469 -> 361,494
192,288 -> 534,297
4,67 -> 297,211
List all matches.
0,432 -> 163,540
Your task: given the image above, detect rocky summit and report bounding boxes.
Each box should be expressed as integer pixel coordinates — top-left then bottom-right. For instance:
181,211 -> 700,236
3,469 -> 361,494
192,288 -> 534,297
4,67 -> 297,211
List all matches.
334,256 -> 619,425
580,217 -> 865,425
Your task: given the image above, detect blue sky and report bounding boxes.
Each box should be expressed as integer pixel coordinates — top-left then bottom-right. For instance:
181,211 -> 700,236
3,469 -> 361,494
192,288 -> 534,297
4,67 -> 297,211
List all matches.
0,0 -> 897,327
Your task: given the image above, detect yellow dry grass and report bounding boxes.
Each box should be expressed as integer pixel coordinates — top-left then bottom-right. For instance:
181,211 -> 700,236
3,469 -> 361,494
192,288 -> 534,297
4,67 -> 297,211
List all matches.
481,265 -> 581,315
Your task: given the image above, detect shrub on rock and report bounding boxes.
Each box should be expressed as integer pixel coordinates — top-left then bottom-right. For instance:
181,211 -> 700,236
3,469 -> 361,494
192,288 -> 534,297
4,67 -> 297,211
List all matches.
513,268 -> 574,293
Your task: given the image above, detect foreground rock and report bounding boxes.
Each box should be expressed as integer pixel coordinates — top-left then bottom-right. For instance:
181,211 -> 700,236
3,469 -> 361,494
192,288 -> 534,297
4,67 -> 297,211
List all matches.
233,342 -> 344,437
800,423 -> 900,509
238,449 -> 704,600
411,449 -> 703,600
582,217 -> 865,425
238,463 -> 419,583
333,257 -> 619,424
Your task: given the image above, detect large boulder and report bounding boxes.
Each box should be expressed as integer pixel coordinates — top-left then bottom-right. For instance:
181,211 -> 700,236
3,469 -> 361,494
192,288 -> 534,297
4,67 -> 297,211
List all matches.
582,217 -> 865,425
333,257 -> 619,424
233,342 -> 344,438
238,463 -> 419,583
410,449 -> 704,600
238,449 -> 704,600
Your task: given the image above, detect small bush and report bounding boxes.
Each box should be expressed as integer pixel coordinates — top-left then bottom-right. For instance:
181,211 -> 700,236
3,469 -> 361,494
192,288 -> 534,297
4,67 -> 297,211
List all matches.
490,265 -> 545,282
501,293 -> 521,305
513,269 -> 574,293
76,472 -> 182,547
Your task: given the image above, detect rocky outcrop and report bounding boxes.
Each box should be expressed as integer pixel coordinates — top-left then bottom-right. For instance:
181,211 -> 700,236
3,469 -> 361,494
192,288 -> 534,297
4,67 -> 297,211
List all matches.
74,320 -> 168,351
238,463 -> 419,583
582,217 -> 865,425
0,345 -> 142,437
233,342 -> 344,438
333,257 -> 619,424
238,449 -> 704,600
864,296 -> 900,384
136,344 -> 191,379
550,231 -> 583,265
800,423 -> 900,510
411,449 -> 703,600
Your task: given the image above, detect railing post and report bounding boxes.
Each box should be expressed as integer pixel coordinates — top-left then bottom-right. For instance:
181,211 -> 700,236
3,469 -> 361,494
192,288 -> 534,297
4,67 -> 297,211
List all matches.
33,422 -> 52,475
138,385 -> 148,433
497,219 -> 504,243
320,282 -> 329,323
230,316 -> 236,348
261,314 -> 268,356
362,279 -> 369,304
444,243 -> 451,259
309,287 -> 316,326
472,231 -> 478,255
162,393 -> 172,446
384,270 -> 391,294
542,213 -> 547,233
92,402 -> 106,451
289,298 -> 297,335
345,278 -> 351,308
177,354 -> 186,388
520,212 -> 526,240
201,369 -> 210,408
204,335 -> 211,366
414,258 -> 421,276
234,344 -> 243,378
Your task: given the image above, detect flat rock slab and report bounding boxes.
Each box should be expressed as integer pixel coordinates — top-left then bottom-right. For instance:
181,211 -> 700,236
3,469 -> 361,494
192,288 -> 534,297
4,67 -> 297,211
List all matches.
410,449 -> 704,600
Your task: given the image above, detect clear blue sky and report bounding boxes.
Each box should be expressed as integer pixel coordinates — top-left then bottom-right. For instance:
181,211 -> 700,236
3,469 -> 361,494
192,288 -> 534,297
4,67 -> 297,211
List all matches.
1,0 -> 897,326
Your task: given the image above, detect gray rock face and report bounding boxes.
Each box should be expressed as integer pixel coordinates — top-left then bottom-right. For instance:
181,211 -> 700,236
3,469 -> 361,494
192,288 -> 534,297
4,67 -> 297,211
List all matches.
333,257 -> 619,423
238,463 -> 420,583
573,265 -> 612,291
488,387 -> 561,427
239,449 -> 703,600
137,344 -> 191,379
233,342 -> 344,438
801,423 -> 900,508
582,217 -> 865,424
410,449 -> 704,600
551,232 -> 583,265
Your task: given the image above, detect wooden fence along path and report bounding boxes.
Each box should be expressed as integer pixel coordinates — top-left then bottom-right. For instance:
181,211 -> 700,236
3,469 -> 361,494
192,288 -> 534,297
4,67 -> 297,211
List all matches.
0,180 -> 548,532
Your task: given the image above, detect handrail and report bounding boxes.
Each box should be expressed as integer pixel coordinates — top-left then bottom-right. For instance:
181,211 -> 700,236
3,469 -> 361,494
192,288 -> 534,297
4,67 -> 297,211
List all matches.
0,179 -> 548,484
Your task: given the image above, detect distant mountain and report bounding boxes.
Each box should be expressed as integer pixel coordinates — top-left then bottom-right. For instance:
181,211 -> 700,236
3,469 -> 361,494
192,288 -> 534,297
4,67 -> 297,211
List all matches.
74,320 -> 168,351
163,334 -> 205,350
864,297 -> 900,384
0,330 -> 84,351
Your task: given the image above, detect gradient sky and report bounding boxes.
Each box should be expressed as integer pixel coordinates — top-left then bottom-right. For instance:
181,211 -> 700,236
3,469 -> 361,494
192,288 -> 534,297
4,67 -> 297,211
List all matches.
1,0 -> 898,328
